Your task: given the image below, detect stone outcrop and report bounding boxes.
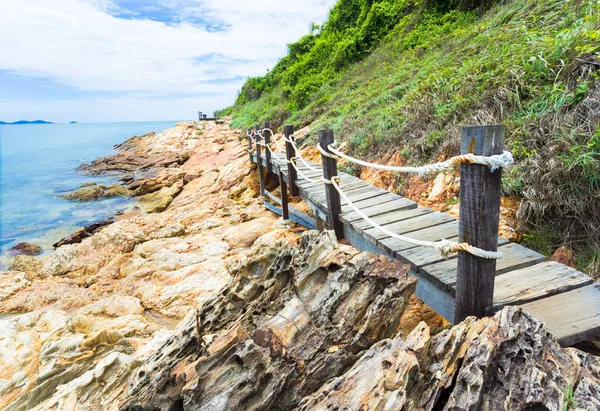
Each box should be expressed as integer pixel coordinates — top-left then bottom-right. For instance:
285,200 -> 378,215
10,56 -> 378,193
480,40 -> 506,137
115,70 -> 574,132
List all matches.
7,242 -> 42,256
1,120 -> 599,411
53,218 -> 114,248
122,231 -> 416,411
58,183 -> 129,201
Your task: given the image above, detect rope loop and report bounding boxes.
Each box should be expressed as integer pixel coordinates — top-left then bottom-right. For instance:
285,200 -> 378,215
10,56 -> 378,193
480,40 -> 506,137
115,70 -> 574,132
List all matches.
318,143 -> 340,160
327,144 -> 514,175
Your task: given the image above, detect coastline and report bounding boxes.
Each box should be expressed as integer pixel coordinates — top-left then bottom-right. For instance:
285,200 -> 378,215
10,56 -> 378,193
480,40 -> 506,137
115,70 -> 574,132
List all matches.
1,120 -> 599,410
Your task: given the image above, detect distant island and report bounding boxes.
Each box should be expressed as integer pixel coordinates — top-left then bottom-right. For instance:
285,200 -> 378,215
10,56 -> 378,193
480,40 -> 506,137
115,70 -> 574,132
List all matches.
0,120 -> 54,125
70,121 -> 77,124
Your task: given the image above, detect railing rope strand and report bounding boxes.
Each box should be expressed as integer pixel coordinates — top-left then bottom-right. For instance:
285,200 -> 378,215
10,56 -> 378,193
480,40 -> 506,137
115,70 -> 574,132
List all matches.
325,143 -> 514,175
330,176 -> 503,259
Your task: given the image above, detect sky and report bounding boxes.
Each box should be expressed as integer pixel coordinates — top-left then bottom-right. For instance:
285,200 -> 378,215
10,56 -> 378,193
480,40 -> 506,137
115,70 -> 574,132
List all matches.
0,0 -> 336,123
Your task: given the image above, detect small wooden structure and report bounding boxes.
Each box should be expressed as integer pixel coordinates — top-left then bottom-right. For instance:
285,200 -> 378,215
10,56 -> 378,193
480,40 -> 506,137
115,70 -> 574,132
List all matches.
246,123 -> 600,346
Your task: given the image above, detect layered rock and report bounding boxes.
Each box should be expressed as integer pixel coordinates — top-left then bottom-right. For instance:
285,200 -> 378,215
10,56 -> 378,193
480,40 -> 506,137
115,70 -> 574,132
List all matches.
1,120 -> 599,411
0,120 -> 278,409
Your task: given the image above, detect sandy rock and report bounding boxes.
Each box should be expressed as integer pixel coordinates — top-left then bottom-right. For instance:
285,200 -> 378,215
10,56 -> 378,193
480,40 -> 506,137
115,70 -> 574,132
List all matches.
7,242 -> 42,256
0,272 -> 30,301
139,181 -> 184,213
78,296 -> 144,317
221,216 -> 275,248
9,255 -> 45,272
58,183 -> 129,201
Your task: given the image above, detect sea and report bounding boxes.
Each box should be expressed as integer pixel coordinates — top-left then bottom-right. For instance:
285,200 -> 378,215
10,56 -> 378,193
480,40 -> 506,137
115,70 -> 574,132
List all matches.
0,121 -> 181,265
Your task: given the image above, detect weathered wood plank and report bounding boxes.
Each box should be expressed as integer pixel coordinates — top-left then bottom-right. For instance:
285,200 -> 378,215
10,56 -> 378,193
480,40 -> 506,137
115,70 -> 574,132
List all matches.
520,284 -> 600,346
421,242 -> 545,292
362,211 -> 455,244
350,207 -> 435,234
392,232 -> 510,271
341,192 -> 417,214
492,262 -> 593,312
341,197 -> 418,223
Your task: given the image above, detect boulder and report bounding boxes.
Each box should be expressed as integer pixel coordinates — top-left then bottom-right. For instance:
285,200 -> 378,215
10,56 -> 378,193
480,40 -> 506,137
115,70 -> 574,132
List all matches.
8,242 -> 42,256
58,183 -> 129,201
53,218 -> 113,248
139,182 -> 184,213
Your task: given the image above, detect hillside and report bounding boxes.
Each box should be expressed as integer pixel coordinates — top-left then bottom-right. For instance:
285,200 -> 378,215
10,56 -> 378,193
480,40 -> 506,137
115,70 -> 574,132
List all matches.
220,0 -> 600,276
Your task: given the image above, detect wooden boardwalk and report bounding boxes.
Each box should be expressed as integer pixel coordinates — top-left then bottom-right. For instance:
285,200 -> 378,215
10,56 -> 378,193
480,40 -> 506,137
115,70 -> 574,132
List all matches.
251,150 -> 600,346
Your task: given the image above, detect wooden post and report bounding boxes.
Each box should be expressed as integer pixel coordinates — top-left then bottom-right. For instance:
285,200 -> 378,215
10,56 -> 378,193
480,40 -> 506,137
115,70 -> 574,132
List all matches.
263,121 -> 272,174
247,128 -> 253,163
284,124 -> 299,197
255,125 -> 265,197
455,125 -> 504,323
279,172 -> 290,221
319,129 -> 344,240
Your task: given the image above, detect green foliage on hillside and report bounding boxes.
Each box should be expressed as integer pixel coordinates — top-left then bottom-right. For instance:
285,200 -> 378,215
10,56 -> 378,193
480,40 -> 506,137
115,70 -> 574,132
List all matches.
221,0 -> 600,275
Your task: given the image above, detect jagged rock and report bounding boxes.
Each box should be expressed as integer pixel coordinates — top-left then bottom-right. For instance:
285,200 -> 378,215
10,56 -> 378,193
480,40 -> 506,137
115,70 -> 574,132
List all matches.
139,181 -> 184,213
58,183 -> 129,201
298,308 -> 600,411
7,242 -> 42,256
121,231 -> 416,410
53,218 -> 113,248
8,255 -> 45,272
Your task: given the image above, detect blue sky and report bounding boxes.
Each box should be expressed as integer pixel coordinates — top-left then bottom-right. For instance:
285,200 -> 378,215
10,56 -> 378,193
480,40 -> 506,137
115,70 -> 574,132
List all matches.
0,0 -> 335,123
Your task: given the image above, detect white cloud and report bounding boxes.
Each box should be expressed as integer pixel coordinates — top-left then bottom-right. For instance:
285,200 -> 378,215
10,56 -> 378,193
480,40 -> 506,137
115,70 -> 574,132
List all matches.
0,0 -> 335,121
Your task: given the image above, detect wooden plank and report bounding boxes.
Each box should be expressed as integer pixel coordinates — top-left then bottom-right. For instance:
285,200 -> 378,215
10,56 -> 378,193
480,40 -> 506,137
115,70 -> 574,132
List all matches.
413,270 -> 456,323
341,192 -> 417,214
263,201 -> 315,230
341,197 -> 418,223
421,242 -> 545,292
362,211 -> 455,244
455,125 -> 504,322
520,284 -> 600,346
395,234 -> 511,274
318,190 -> 390,213
492,261 -> 593,312
350,207 -> 435,234
311,184 -> 384,206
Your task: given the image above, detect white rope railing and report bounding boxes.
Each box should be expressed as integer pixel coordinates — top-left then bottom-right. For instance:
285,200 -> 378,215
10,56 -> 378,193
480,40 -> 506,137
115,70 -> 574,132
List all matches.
330,176 -> 503,259
247,128 -> 510,259
326,143 -> 514,175
289,158 -> 319,183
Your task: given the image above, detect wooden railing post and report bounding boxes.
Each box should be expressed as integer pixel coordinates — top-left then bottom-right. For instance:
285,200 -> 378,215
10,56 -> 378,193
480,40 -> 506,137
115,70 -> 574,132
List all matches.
284,124 -> 299,197
255,124 -> 265,197
263,121 -> 272,174
455,125 -> 504,323
319,129 -> 344,240
279,173 -> 290,221
247,127 -> 253,163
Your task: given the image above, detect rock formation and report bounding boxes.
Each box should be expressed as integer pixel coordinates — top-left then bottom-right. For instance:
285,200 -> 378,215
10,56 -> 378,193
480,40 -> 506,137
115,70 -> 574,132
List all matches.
1,120 -> 599,411
7,242 -> 42,256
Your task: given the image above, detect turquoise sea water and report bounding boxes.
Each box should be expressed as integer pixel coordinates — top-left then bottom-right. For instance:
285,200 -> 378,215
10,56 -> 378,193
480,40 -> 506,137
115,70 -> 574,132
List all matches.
0,121 -> 181,261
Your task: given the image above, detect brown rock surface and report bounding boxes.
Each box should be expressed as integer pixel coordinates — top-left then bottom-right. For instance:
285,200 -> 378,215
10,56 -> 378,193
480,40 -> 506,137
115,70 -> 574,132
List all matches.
58,183 -> 129,201
1,120 -> 599,411
7,242 -> 42,256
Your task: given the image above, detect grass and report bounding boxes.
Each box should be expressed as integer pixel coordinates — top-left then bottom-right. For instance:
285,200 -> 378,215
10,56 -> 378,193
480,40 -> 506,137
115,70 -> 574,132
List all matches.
224,0 -> 600,276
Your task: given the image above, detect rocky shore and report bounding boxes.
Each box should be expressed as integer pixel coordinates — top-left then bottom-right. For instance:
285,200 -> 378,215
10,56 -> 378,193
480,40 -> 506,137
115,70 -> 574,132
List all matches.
1,120 -> 599,410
